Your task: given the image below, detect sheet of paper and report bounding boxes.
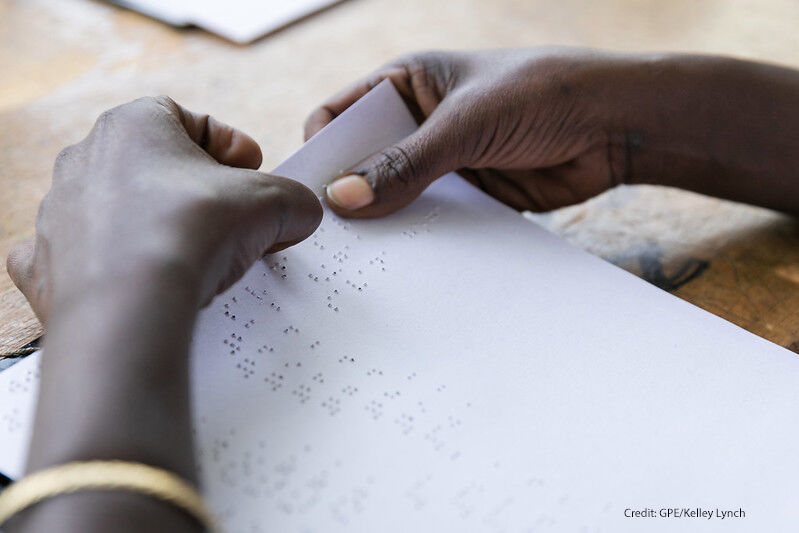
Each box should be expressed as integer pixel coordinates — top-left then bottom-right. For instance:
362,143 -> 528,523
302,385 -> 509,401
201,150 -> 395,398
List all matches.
2,80 -> 799,531
109,0 -> 342,43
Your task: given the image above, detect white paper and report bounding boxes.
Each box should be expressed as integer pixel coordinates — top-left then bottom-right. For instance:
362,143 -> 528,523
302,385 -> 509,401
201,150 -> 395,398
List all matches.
110,0 -> 341,43
2,80 -> 799,531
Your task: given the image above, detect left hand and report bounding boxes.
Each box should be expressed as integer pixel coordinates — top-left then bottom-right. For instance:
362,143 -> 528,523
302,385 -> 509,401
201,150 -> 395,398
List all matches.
6,96 -> 322,325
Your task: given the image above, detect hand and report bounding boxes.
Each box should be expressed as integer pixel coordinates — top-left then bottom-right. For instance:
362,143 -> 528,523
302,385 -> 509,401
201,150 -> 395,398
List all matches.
2,96 -> 323,533
7,96 -> 322,324
305,48 -> 629,217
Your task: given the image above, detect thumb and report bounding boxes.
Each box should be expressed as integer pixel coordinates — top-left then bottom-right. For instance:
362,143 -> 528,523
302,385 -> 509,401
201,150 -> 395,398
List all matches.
324,119 -> 458,218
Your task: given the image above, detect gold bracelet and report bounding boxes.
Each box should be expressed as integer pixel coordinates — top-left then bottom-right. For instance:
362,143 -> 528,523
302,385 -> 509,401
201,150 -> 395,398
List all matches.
0,460 -> 217,531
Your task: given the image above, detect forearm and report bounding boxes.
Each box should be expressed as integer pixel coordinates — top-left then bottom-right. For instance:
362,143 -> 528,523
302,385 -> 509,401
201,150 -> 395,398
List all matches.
603,53 -> 799,212
7,265 -> 203,533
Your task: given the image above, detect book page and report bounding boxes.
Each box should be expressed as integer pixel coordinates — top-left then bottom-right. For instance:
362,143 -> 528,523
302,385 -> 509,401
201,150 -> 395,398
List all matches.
2,80 -> 798,531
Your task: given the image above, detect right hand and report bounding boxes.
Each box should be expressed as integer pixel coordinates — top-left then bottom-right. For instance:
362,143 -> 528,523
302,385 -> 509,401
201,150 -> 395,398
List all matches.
305,48 -> 630,217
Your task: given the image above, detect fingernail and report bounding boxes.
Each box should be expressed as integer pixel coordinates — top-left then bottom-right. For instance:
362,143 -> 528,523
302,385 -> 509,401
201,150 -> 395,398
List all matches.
326,174 -> 374,210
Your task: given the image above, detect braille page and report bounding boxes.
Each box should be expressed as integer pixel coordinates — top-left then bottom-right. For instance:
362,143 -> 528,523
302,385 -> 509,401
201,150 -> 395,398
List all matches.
2,80 -> 799,531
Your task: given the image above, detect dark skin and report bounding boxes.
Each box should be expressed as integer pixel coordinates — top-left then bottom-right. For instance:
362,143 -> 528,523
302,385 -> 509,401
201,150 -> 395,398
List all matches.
6,48 -> 799,532
313,48 -> 799,216
5,96 -> 322,533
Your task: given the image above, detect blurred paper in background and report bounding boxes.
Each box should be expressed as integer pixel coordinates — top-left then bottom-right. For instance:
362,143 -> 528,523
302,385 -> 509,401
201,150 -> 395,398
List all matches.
108,0 -> 344,43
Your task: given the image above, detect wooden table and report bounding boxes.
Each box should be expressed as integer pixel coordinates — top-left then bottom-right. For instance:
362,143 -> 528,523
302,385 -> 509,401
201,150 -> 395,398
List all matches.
2,0 -> 799,352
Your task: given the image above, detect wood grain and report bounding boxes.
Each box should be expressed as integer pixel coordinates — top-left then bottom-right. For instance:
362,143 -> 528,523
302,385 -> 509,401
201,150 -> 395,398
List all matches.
2,0 -> 799,351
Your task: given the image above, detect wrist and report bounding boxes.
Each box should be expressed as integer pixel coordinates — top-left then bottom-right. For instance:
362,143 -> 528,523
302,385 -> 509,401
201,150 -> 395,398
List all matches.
523,50 -> 671,187
29,262 -> 200,475
577,52 -> 683,186
594,52 -> 774,189
46,261 -> 202,369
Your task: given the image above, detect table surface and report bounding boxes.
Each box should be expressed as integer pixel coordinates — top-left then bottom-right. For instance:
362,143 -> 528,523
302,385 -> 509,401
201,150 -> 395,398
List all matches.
2,0 -> 799,353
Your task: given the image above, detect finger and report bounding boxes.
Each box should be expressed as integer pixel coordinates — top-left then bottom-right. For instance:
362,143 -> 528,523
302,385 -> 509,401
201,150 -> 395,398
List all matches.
6,241 -> 42,319
155,96 -> 263,170
265,235 -> 309,254
244,172 -> 324,251
304,52 -> 450,141
324,115 -> 459,218
304,67 -> 408,141
209,173 -> 322,298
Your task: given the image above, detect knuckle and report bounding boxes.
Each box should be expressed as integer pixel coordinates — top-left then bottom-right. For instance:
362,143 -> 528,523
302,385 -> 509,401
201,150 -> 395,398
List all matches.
53,143 -> 81,178
88,104 -> 125,137
400,50 -> 457,95
129,95 -> 169,113
372,145 -> 417,190
151,94 -> 178,111
148,95 -> 183,122
96,96 -> 175,132
404,50 -> 442,68
88,95 -> 177,141
95,107 -> 118,126
54,144 -> 78,166
402,51 -> 437,80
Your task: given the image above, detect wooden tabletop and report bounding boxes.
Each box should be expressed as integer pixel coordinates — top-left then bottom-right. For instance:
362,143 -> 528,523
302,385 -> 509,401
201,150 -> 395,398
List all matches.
2,0 -> 799,352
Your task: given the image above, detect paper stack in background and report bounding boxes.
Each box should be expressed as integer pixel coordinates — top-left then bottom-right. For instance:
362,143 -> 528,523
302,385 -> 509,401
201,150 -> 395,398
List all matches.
108,0 -> 343,43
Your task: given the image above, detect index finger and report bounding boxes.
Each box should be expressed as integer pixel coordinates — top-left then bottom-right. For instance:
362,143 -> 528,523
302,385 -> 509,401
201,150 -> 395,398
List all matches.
303,65 -> 411,141
154,96 -> 264,170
